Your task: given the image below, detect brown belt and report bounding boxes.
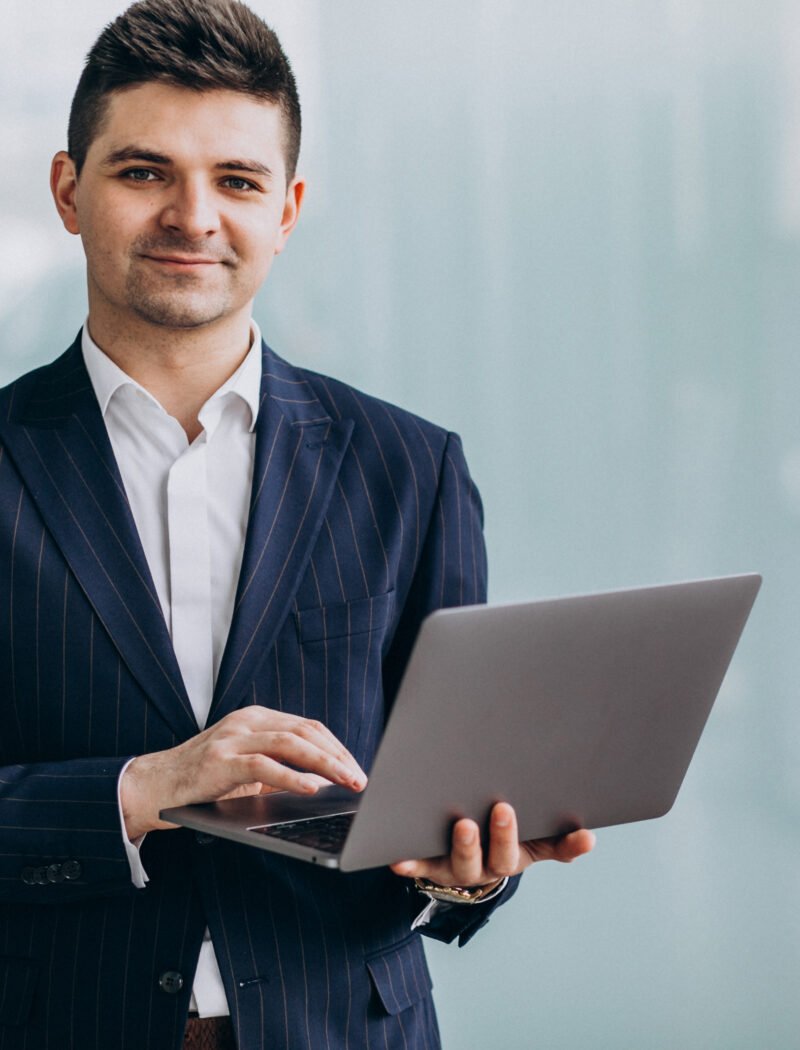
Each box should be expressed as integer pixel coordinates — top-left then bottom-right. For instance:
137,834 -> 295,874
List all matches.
183,1015 -> 237,1050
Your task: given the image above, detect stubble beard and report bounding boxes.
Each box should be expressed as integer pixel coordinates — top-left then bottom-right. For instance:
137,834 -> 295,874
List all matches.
125,266 -> 236,329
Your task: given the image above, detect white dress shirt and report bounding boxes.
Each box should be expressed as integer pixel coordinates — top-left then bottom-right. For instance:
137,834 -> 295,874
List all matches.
82,322 -> 262,1017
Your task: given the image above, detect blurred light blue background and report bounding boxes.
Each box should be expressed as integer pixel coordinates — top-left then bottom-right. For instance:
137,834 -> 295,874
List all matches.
3,2 -> 798,1047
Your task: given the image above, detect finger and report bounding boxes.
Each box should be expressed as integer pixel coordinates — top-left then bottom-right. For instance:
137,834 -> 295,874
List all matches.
231,752 -> 326,795
389,855 -> 456,883
390,858 -> 425,878
486,802 -> 522,877
391,815 -> 499,885
521,827 -> 596,865
295,772 -> 336,789
244,730 -> 367,790
283,716 -> 364,772
552,828 -> 596,861
297,727 -> 366,785
225,709 -> 365,777
217,781 -> 265,801
448,819 -> 485,885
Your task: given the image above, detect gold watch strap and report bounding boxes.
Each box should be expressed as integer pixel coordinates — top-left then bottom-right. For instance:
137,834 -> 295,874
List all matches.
413,876 -> 504,904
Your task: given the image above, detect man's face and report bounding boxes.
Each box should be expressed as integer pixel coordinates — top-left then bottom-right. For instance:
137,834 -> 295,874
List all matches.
51,82 -> 303,335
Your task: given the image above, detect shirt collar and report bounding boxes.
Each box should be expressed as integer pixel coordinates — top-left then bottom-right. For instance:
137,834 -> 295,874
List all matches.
81,320 -> 263,433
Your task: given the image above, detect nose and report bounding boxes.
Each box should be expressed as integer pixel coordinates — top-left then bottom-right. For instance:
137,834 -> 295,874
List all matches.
159,178 -> 221,239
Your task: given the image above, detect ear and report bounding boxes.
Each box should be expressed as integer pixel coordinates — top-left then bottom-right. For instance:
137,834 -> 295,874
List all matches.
273,176 -> 306,255
50,151 -> 81,235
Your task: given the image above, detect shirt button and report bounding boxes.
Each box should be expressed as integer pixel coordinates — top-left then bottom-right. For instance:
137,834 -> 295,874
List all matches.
61,860 -> 82,881
158,971 -> 184,995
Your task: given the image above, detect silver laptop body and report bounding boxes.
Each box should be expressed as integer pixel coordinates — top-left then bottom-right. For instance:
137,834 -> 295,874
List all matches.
161,573 -> 761,871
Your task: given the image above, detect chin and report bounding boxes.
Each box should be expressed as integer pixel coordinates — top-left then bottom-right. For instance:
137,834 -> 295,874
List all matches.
130,296 -> 233,330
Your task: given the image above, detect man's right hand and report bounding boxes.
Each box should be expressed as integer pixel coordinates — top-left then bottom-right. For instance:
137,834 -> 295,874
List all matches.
120,707 -> 367,840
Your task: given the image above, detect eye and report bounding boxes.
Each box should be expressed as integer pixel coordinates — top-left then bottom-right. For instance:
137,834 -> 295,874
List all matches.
222,176 -> 259,192
121,168 -> 160,183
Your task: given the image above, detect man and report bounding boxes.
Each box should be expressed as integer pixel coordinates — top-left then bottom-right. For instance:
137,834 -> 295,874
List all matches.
0,2 -> 593,1048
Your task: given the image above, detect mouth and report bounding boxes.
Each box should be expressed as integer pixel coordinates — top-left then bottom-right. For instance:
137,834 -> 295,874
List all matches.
141,254 -> 222,269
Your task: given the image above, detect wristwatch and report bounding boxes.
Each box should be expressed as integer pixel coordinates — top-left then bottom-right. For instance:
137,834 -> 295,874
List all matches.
413,876 -> 507,904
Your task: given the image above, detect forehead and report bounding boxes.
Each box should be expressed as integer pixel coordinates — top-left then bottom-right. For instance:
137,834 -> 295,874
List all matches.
89,82 -> 286,172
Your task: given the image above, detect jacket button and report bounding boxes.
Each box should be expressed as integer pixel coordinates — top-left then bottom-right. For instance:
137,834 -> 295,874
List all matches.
21,867 -> 36,885
195,832 -> 216,846
34,867 -> 49,885
61,860 -> 82,881
158,971 -> 184,995
46,863 -> 65,883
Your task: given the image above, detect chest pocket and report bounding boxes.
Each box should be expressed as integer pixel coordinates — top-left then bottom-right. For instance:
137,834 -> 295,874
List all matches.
294,590 -> 395,644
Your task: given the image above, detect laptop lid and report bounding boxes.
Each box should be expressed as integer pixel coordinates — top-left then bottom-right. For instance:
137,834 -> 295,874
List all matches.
162,573 -> 761,871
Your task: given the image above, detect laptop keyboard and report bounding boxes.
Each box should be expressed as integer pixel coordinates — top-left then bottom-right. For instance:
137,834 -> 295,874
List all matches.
250,812 -> 355,853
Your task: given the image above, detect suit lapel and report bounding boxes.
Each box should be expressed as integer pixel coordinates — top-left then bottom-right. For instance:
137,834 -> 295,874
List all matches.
0,337 -> 352,736
0,337 -> 197,740
210,344 -> 353,724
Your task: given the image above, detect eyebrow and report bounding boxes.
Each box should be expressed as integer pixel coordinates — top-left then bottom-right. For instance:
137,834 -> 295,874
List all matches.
102,147 -> 171,167
216,159 -> 274,179
102,146 -> 273,179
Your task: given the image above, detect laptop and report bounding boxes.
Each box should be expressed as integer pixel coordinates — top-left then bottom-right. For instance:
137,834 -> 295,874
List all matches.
161,572 -> 761,871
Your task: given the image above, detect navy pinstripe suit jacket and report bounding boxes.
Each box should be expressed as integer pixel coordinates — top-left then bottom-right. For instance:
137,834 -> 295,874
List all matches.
0,334 -> 517,1050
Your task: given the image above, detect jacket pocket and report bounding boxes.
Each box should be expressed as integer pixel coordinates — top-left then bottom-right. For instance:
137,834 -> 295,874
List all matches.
0,955 -> 38,1027
365,934 -> 433,1016
294,590 -> 395,644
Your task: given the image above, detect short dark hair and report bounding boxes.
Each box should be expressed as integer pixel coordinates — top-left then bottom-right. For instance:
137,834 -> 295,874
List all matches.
68,0 -> 301,182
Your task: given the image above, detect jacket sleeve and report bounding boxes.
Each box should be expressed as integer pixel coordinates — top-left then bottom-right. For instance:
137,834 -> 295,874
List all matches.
0,756 -> 138,903
382,430 -> 521,946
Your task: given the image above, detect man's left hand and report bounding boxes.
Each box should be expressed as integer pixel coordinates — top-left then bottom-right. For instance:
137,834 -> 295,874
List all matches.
389,801 -> 595,889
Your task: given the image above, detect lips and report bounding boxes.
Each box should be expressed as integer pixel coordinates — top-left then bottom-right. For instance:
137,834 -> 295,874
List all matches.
143,254 -> 220,265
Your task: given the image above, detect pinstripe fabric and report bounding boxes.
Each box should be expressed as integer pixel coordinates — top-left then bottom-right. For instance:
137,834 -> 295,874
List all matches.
0,334 -> 518,1049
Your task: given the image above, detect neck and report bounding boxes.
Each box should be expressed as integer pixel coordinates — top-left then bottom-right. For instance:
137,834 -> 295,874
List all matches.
86,308 -> 254,441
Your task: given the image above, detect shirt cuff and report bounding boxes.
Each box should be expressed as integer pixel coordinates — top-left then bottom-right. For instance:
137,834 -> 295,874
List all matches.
117,758 -> 150,889
411,876 -> 509,930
